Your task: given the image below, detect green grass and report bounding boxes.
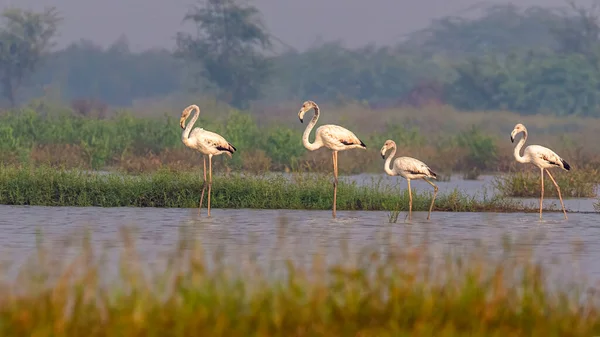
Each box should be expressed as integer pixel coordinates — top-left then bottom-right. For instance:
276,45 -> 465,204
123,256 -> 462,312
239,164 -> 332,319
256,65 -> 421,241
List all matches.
0,101 -> 584,175
0,164 -> 546,212
0,226 -> 599,336
493,169 -> 600,198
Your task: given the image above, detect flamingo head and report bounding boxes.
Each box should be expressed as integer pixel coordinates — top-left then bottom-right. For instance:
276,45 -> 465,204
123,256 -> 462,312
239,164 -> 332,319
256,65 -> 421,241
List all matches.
180,105 -> 195,129
511,123 -> 526,143
298,100 -> 317,123
380,140 -> 396,159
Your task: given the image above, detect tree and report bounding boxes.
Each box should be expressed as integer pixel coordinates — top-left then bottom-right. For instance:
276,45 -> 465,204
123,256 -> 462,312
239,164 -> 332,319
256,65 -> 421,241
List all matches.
175,0 -> 272,109
0,7 -> 61,107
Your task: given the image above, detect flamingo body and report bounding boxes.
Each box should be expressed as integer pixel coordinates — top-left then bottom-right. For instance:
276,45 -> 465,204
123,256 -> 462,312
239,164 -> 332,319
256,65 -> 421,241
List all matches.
519,144 -> 570,171
180,104 -> 236,216
186,127 -> 236,157
388,156 -> 437,180
381,140 -> 438,220
510,123 -> 569,219
298,100 -> 366,218
311,124 -> 366,152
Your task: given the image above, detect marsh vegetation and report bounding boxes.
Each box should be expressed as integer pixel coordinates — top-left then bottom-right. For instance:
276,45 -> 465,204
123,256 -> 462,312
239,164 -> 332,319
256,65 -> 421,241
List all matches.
0,227 -> 598,336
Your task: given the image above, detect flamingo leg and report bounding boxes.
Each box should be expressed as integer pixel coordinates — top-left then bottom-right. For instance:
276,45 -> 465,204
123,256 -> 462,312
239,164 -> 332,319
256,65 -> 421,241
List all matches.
539,167 -> 544,219
545,169 -> 568,220
332,151 -> 338,218
423,178 -> 438,220
198,156 -> 207,216
407,179 -> 412,221
207,154 -> 213,217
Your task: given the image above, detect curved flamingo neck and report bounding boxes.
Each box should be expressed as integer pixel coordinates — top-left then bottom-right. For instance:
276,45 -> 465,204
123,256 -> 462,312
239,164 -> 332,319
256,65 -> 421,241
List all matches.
513,129 -> 530,164
182,105 -> 200,147
384,144 -> 397,176
302,105 -> 323,151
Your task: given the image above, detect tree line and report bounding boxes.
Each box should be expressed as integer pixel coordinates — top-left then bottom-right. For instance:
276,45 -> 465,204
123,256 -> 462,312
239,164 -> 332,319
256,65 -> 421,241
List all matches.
3,0 -> 600,116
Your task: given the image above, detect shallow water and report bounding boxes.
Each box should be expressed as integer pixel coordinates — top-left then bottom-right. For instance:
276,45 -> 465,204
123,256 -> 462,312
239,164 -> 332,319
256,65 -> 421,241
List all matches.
1,204 -> 599,287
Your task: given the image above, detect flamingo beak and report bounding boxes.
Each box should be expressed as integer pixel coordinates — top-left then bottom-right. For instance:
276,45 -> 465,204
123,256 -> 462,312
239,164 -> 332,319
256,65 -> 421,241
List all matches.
298,109 -> 305,123
180,118 -> 186,129
510,136 -> 514,143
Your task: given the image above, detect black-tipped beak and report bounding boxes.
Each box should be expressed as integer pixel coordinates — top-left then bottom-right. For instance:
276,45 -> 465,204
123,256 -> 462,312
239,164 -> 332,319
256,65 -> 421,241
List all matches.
510,136 -> 514,143
381,153 -> 385,159
299,117 -> 303,123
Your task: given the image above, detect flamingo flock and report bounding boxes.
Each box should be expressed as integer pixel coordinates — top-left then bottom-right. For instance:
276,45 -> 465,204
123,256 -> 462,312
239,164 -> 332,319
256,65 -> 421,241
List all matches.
180,101 -> 571,221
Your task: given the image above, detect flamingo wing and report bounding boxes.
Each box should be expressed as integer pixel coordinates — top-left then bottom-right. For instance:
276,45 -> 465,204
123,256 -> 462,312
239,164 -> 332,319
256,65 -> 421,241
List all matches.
319,125 -> 366,147
396,157 -> 437,178
528,145 -> 570,170
191,128 -> 236,153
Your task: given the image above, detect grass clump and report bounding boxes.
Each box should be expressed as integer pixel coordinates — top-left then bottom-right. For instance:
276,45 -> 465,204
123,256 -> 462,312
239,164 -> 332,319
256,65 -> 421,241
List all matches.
493,168 -> 600,198
0,227 -> 599,336
0,164 -> 541,212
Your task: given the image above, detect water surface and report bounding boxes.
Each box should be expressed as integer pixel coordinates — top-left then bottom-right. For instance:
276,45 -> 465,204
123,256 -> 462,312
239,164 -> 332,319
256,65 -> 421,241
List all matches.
1,205 -> 599,287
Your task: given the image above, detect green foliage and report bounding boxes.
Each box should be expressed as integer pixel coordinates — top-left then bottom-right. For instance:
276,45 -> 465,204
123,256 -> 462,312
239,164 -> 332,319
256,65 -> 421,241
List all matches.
2,229 -> 600,335
264,126 -> 305,169
0,107 -> 182,169
8,2 -> 600,116
0,105 -> 519,173
493,169 -> 599,198
38,38 -> 183,106
456,125 -> 498,172
0,164 -> 536,212
0,7 -> 61,106
175,0 -> 272,109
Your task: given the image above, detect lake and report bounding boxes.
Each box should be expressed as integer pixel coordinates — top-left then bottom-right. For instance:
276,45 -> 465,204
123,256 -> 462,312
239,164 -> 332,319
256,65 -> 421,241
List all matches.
0,174 -> 598,287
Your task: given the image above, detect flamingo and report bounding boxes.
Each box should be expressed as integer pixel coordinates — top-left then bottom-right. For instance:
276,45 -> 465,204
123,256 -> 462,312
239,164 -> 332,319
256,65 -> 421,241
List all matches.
180,104 -> 236,217
380,140 -> 438,220
511,123 -> 569,220
298,100 -> 366,218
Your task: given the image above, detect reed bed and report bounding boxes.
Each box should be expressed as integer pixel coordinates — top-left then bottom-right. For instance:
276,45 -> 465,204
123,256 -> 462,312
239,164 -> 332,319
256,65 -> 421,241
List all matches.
0,164 -> 544,212
0,226 -> 598,336
3,103 -> 600,178
493,168 -> 600,198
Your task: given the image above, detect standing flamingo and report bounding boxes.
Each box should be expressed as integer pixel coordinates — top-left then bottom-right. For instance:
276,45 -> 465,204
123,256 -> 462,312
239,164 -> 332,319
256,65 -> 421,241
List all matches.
180,104 -> 236,217
298,100 -> 366,218
380,140 -> 438,220
510,123 -> 569,220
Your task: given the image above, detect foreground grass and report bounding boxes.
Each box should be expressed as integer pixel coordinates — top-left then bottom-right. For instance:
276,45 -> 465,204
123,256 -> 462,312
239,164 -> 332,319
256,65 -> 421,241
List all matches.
493,168 -> 600,198
0,227 -> 599,336
0,165 -> 544,212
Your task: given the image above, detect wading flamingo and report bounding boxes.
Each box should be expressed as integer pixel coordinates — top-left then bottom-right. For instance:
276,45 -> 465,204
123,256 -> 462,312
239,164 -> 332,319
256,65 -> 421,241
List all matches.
298,100 -> 366,218
380,140 -> 438,220
511,123 -> 569,220
180,104 -> 236,217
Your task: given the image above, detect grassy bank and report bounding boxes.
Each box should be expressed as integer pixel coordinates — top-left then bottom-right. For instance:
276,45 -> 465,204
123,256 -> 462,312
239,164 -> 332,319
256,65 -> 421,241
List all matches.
0,228 -> 598,336
493,168 -> 600,198
2,101 -> 600,177
0,165 -> 543,212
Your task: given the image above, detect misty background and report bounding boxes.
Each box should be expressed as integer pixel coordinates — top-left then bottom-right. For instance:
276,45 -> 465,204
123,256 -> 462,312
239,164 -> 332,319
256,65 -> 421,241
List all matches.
7,0 -> 597,51
1,0 -> 600,116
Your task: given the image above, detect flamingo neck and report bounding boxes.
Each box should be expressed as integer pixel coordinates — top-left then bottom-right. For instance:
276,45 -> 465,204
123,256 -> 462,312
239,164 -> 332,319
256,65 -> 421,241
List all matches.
182,105 -> 200,147
513,130 -> 530,164
384,145 -> 397,176
302,105 -> 323,151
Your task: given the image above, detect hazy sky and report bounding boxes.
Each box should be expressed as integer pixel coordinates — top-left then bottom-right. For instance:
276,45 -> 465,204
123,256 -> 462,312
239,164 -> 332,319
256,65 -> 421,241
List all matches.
1,0 -> 596,52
